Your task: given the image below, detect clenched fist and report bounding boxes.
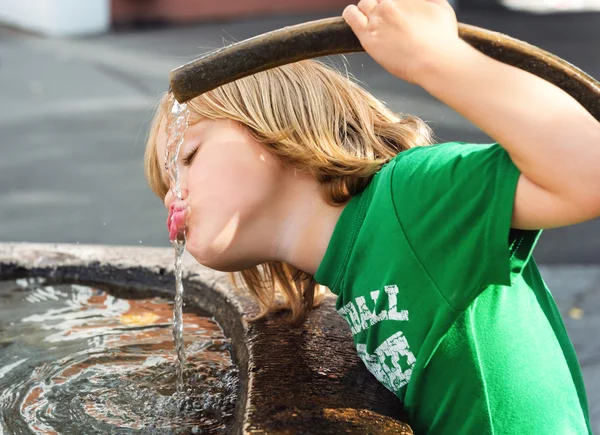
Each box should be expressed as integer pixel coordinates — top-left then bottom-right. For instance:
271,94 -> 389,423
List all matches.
342,0 -> 462,84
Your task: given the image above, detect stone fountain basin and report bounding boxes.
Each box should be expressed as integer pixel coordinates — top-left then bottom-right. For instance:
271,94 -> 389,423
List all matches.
0,242 -> 412,434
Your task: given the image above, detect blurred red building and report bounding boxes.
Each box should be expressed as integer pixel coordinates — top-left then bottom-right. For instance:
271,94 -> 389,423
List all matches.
0,0 -> 352,37
112,0 -> 352,26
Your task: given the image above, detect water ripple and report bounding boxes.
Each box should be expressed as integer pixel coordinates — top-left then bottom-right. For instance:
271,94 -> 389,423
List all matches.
0,278 -> 238,434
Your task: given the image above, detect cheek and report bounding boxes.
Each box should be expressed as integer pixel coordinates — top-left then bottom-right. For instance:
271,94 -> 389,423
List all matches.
186,146 -> 276,215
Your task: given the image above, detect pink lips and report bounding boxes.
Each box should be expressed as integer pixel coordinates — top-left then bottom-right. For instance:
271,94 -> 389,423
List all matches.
167,200 -> 188,242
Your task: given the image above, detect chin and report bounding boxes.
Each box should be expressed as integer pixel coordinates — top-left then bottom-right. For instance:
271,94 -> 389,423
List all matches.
190,254 -> 250,273
186,237 -> 252,273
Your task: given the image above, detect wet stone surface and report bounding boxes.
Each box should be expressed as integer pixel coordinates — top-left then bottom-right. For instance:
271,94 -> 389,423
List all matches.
259,407 -> 413,435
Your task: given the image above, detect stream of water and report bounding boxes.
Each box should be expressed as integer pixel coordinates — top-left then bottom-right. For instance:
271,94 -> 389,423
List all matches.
165,94 -> 191,393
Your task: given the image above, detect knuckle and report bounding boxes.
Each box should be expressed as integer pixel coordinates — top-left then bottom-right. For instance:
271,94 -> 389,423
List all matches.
343,4 -> 356,16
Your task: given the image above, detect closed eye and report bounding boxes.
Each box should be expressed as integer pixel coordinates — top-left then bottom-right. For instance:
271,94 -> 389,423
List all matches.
182,146 -> 199,166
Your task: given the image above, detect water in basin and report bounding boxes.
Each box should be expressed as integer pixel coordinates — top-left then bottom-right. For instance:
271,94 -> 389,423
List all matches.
0,278 -> 238,434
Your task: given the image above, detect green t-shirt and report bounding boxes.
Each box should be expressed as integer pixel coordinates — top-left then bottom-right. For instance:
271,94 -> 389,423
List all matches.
314,142 -> 591,435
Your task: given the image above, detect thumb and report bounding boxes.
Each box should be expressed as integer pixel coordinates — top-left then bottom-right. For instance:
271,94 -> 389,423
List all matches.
342,5 -> 368,34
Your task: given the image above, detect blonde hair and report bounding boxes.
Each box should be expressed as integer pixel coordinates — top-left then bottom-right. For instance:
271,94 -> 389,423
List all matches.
145,59 -> 433,326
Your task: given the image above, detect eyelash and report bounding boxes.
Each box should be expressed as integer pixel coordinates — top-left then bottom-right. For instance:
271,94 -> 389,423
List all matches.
181,146 -> 199,166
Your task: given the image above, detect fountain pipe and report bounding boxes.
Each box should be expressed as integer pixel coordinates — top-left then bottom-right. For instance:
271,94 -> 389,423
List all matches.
169,17 -> 600,121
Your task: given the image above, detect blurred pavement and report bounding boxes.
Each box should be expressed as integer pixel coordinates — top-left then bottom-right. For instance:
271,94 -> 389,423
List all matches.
0,6 -> 599,430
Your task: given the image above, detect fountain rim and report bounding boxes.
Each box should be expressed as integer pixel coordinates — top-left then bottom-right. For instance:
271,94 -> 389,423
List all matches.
0,242 -> 253,435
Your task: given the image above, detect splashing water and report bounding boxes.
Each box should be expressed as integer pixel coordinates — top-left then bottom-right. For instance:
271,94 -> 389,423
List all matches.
165,95 -> 190,202
0,279 -> 238,434
165,94 -> 191,393
172,240 -> 186,393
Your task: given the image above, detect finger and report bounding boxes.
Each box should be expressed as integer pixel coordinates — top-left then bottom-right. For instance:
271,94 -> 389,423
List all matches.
342,5 -> 368,32
357,0 -> 380,16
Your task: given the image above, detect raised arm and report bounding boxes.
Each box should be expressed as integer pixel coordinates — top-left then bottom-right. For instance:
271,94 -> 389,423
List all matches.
343,0 -> 600,230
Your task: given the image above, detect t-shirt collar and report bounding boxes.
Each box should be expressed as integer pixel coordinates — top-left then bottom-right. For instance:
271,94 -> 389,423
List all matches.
314,189 -> 369,293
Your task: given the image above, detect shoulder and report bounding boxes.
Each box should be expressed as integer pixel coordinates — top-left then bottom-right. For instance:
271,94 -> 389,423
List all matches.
391,142 -> 504,167
388,142 -> 512,186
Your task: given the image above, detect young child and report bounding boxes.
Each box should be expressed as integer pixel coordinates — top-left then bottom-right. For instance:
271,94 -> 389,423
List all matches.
144,0 -> 600,433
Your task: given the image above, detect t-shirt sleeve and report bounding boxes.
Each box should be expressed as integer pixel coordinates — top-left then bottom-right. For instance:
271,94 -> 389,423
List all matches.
390,142 -> 540,310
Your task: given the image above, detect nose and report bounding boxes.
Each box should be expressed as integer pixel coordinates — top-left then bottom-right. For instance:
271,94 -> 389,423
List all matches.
163,186 -> 189,209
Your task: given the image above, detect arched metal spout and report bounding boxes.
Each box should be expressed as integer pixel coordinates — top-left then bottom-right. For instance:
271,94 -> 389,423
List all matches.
169,17 -> 361,102
169,16 -> 600,121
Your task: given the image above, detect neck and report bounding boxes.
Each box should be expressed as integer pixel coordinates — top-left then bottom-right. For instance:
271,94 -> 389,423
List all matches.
268,172 -> 346,276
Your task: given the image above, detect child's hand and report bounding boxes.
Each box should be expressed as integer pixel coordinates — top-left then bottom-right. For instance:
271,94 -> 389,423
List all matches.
342,0 -> 461,84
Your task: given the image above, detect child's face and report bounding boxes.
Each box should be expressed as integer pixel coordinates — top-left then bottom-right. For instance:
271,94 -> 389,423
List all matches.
156,117 -> 286,271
